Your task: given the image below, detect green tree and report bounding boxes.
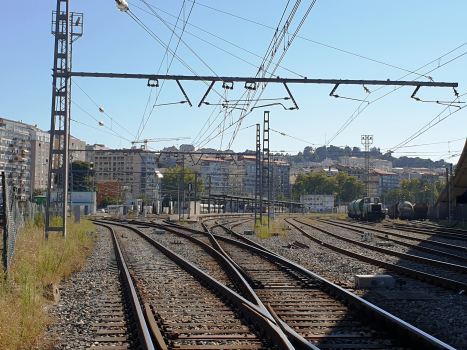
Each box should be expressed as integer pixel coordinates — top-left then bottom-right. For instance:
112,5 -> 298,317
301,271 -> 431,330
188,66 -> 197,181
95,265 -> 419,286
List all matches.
32,188 -> 45,197
161,167 -> 204,200
99,196 -> 117,208
293,170 -> 364,203
71,161 -> 96,191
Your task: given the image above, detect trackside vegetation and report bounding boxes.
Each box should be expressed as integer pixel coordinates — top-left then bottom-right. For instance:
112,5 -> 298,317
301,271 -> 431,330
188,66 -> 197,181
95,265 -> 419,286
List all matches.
0,214 -> 95,349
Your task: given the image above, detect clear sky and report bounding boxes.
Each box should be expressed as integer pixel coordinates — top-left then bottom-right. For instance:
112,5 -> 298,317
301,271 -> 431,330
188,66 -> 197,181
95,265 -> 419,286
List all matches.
1,1 -> 466,165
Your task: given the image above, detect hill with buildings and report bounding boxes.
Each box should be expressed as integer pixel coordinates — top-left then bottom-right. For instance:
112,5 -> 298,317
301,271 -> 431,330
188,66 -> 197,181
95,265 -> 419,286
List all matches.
287,145 -> 447,169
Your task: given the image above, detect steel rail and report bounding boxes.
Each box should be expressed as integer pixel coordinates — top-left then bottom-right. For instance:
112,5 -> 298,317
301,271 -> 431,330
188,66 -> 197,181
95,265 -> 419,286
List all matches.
385,222 -> 467,241
318,218 -> 467,263
96,220 -> 296,350
138,219 -> 318,350
154,218 -> 457,350
329,218 -> 467,253
210,221 -> 457,350
68,72 -> 458,87
286,218 -> 467,292
292,218 -> 467,274
93,222 -> 155,350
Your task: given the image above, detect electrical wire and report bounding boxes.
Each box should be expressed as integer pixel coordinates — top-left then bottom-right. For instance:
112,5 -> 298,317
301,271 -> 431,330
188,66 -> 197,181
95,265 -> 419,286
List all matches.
71,101 -> 133,143
270,128 -> 316,145
71,79 -> 136,139
128,1 -> 306,78
186,0 -> 431,79
326,42 -> 467,145
136,0 -> 195,141
391,92 -> 467,152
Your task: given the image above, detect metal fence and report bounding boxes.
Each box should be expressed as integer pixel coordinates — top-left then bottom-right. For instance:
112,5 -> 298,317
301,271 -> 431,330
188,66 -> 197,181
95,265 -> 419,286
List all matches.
2,172 -> 45,273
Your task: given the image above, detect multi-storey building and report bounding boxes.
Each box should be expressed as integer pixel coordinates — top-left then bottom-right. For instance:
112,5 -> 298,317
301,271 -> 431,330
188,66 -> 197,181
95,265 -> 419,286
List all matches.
237,156 -> 291,199
85,143 -> 108,163
30,128 -> 50,193
186,157 -> 234,196
0,118 -> 33,200
339,156 -> 393,171
368,169 -> 399,197
335,164 -> 366,182
89,147 -> 158,198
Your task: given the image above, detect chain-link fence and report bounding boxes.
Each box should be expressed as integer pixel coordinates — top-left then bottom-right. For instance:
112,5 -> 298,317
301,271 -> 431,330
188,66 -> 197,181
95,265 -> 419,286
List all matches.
2,173 -> 45,273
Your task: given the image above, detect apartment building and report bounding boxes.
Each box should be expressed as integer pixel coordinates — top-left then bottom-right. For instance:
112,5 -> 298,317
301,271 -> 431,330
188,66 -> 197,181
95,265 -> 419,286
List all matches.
89,147 -> 158,198
85,143 -> 108,163
0,119 -> 33,200
339,156 -> 393,171
186,157 -> 235,196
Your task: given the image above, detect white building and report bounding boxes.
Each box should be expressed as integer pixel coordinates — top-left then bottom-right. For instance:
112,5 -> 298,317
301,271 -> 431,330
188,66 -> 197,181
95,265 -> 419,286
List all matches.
339,157 -> 392,171
300,194 -> 334,213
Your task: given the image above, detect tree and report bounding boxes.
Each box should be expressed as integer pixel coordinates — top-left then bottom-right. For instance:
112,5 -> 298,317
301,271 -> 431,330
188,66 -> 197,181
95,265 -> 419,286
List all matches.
32,188 -> 45,197
99,196 -> 117,208
71,161 -> 96,191
161,167 -> 204,201
292,170 -> 364,203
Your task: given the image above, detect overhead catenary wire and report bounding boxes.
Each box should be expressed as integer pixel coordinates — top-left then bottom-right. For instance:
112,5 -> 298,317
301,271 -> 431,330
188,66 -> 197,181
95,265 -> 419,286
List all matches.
186,0 -> 432,79
136,0 -> 196,141
326,42 -> 467,145
128,1 -> 306,79
390,92 -> 467,152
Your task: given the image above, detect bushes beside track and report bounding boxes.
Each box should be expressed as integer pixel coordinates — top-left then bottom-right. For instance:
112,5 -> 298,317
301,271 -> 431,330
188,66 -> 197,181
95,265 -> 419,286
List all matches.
0,216 -> 95,349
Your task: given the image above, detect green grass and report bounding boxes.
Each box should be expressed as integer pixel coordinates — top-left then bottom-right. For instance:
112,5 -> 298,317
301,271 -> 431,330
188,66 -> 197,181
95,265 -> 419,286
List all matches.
0,215 -> 95,349
251,217 -> 290,239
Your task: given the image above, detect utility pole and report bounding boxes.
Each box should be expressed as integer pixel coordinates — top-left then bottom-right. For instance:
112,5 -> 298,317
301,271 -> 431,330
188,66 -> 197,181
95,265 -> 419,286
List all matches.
361,135 -> 373,197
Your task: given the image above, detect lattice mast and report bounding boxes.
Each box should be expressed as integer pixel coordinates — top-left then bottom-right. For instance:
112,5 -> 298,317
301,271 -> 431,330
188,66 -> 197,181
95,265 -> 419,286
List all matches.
361,135 -> 373,197
46,0 -> 82,238
262,111 -> 271,228
254,124 -> 261,225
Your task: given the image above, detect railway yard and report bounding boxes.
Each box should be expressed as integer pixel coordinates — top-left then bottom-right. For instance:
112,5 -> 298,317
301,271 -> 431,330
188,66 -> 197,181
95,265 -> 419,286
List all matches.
43,215 -> 467,350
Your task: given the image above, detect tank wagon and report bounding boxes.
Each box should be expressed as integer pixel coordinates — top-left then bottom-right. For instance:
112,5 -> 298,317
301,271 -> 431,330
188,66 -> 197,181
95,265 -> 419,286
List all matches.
388,201 -> 429,220
413,202 -> 428,220
348,197 -> 385,221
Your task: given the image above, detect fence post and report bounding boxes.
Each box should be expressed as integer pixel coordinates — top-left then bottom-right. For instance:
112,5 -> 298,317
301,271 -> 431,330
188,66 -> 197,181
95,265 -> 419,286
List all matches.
2,172 -> 7,273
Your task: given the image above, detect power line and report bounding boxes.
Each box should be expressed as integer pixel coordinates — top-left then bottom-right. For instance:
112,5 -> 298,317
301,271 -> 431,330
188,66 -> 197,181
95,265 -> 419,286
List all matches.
186,0 -> 431,79
326,42 -> 467,145
136,0 -> 196,141
72,79 -> 137,139
129,1 -> 305,78
391,93 -> 467,152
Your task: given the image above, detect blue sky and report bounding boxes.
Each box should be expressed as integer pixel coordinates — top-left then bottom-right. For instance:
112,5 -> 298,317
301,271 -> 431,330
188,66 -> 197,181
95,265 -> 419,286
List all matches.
1,1 -> 466,165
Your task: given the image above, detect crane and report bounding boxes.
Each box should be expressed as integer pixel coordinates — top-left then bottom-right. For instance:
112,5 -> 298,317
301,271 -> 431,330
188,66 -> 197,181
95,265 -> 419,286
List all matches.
131,137 -> 191,150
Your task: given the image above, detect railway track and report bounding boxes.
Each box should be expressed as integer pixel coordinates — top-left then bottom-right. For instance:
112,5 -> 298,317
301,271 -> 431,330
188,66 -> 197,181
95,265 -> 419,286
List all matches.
360,220 -> 467,242
319,218 -> 467,256
92,223 -> 155,350
95,221 -> 295,350
288,218 -> 467,293
108,217 -> 456,349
